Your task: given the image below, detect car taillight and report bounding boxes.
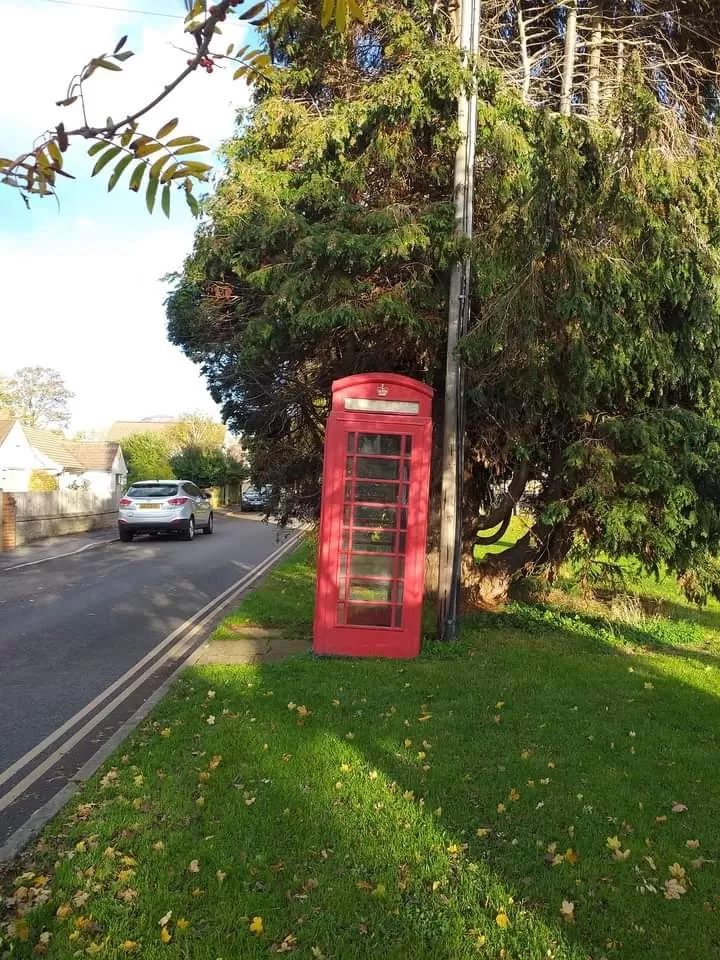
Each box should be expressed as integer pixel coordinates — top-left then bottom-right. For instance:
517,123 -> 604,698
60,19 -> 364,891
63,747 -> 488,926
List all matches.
119,498 -> 132,506
168,497 -> 190,506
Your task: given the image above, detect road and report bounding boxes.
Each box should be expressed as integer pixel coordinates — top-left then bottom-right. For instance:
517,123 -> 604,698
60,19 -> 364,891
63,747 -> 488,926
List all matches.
0,514 -> 299,853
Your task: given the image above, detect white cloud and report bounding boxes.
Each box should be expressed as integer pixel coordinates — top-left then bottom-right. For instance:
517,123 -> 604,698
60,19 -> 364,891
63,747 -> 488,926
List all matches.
1,1 -> 254,434
2,0 -> 252,155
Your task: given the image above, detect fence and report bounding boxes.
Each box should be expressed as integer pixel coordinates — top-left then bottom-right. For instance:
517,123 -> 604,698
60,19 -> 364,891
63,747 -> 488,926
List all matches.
4,490 -> 118,548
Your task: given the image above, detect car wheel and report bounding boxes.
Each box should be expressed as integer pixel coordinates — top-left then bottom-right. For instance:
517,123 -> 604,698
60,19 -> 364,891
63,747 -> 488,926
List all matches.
119,528 -> 134,543
181,516 -> 195,541
203,512 -> 214,535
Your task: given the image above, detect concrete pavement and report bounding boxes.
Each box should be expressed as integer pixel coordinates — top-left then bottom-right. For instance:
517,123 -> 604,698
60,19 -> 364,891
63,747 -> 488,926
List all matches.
0,528 -> 117,572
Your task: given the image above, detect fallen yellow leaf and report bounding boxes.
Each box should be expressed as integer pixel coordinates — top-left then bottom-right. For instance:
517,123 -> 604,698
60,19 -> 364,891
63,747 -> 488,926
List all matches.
495,910 -> 510,928
560,900 -> 575,922
122,941 -> 138,953
188,859 -> 200,873
249,916 -> 264,936
176,918 -> 190,930
160,926 -> 172,944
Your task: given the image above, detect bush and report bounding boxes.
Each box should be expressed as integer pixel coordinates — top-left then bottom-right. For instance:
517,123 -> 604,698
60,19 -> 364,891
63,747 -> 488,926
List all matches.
123,433 -> 174,486
29,470 -> 58,491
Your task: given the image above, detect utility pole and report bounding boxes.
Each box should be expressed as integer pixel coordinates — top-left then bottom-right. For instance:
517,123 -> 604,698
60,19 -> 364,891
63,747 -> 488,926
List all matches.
437,0 -> 481,642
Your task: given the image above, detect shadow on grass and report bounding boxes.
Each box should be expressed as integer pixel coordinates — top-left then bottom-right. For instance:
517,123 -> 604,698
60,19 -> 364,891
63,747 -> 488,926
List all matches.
6,610 -> 720,960
458,602 -> 720,670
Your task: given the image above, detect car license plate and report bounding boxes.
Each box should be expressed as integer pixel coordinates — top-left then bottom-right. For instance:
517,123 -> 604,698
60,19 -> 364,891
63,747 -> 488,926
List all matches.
140,503 -> 160,510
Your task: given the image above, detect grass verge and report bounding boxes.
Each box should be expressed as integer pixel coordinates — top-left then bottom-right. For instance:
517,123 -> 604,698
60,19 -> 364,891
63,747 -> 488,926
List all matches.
1,546 -> 719,960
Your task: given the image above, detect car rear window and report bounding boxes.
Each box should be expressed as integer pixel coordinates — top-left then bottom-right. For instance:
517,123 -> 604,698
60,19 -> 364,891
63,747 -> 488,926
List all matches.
126,484 -> 178,499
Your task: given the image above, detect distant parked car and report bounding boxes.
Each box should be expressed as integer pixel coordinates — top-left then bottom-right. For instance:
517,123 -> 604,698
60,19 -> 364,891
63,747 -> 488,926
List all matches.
118,480 -> 213,542
242,486 -> 270,512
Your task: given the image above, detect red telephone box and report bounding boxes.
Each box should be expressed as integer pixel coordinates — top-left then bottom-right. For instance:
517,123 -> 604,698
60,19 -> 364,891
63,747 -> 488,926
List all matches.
313,373 -> 433,659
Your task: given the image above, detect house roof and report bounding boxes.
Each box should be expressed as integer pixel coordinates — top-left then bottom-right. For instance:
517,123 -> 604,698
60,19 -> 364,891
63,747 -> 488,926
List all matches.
0,420 -> 122,473
107,421 -> 179,442
65,441 -> 121,471
23,425 -> 86,469
0,420 -> 14,447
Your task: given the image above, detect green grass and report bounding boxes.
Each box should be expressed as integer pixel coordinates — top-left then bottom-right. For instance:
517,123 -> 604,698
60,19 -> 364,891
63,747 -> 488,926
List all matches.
211,539 -> 316,641
2,546 -> 720,960
473,514 -> 530,559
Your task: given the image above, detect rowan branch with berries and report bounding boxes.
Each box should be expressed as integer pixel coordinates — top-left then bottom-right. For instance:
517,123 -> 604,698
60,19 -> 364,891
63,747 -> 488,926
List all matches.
0,0 -> 360,216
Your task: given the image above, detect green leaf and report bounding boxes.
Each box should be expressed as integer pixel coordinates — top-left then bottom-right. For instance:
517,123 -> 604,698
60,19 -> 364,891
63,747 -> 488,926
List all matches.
173,144 -> 211,156
113,34 -> 127,54
335,0 -> 348,32
320,0 -> 334,28
47,140 -> 63,168
250,53 -> 271,71
56,96 -> 78,107
129,162 -> 146,192
239,1 -> 267,20
226,44 -> 234,56
94,58 -> 123,71
0,158 -> 14,169
233,65 -> 248,80
107,153 -> 133,191
185,191 -> 200,217
347,0 -> 363,21
150,153 -> 171,180
146,175 -> 160,214
161,182 -> 171,218
185,0 -> 204,22
161,162 -> 180,183
35,150 -> 52,173
120,125 -> 137,147
156,118 -> 179,140
92,145 -> 121,176
115,50 -> 134,62
166,135 -> 201,148
88,140 -> 110,157
134,141 -> 163,158
178,161 -> 213,174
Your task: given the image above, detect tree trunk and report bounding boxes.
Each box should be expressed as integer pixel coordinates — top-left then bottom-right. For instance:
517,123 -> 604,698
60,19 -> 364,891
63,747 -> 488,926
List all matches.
461,522 -> 575,608
517,2 -> 531,103
616,38 -> 625,92
587,13 -> 602,119
462,531 -> 539,607
560,1 -> 578,117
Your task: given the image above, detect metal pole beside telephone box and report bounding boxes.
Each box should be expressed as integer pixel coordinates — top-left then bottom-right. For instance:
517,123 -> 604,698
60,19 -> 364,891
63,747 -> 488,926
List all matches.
313,374 -> 433,659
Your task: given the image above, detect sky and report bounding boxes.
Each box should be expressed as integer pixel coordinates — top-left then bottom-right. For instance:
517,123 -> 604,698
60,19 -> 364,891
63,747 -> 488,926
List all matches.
0,0 -> 253,434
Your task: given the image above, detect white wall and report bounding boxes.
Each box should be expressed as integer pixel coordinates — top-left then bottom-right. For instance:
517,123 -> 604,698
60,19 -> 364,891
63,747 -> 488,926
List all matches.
0,422 -> 52,492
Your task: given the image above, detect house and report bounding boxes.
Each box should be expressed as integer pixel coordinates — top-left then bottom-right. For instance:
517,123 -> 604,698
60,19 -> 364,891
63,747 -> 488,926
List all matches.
0,419 -> 127,495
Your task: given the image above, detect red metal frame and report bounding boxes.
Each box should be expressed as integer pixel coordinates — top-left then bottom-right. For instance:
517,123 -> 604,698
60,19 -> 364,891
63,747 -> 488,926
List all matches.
314,374 -> 433,658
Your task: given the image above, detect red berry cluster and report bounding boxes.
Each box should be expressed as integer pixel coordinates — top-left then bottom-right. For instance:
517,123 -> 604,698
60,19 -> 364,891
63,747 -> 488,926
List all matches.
187,56 -> 215,73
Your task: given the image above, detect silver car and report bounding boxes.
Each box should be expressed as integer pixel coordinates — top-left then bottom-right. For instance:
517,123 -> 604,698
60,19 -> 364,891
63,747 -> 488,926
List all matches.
118,480 -> 214,542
